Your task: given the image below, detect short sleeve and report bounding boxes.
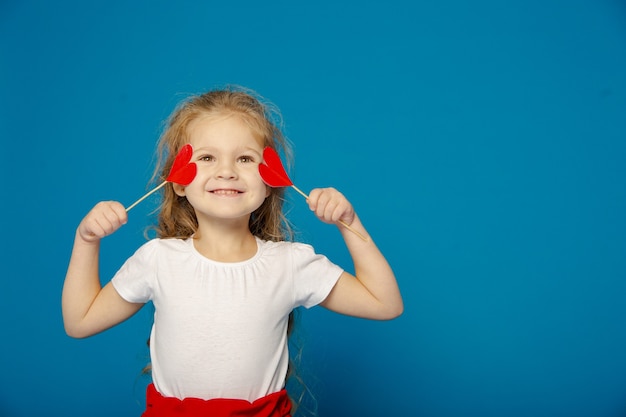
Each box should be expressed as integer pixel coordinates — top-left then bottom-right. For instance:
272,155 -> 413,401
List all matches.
111,240 -> 159,303
291,243 -> 344,309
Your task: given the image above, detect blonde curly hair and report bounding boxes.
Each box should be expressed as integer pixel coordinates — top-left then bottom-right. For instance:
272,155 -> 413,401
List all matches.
151,86 -> 294,241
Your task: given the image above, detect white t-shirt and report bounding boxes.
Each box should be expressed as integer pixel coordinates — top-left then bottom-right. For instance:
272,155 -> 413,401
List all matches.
111,237 -> 343,402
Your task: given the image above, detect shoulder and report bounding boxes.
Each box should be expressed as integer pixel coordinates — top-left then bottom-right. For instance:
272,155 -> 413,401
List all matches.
130,237 -> 190,259
257,239 -> 338,271
257,239 -> 319,258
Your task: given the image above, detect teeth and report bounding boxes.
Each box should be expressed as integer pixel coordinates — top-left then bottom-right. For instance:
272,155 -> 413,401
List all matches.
212,189 -> 240,195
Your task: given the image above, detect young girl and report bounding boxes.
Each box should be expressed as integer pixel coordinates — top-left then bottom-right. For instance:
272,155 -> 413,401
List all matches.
62,87 -> 403,417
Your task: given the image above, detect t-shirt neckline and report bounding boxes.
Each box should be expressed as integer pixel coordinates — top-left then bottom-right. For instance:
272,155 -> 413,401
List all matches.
186,236 -> 264,267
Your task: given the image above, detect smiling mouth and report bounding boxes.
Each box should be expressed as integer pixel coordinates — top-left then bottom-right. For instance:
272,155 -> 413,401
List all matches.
210,189 -> 243,195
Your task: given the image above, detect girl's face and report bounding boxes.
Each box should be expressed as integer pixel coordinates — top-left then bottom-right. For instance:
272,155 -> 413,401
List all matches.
175,114 -> 269,225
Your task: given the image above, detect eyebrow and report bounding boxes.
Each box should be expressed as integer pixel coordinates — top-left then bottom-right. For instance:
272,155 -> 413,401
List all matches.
192,146 -> 263,156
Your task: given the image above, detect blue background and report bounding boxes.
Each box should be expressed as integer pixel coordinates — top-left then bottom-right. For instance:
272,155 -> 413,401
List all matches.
1,1 -> 626,416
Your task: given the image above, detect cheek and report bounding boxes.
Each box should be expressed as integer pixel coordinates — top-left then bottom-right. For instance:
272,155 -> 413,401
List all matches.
248,171 -> 271,198
174,171 -> 205,196
254,173 -> 271,198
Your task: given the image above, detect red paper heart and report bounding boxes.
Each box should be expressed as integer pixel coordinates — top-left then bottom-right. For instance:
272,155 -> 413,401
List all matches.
259,147 -> 293,187
166,144 -> 197,185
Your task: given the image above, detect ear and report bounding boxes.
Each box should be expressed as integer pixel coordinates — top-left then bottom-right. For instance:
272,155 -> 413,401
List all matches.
173,183 -> 186,197
265,185 -> 271,198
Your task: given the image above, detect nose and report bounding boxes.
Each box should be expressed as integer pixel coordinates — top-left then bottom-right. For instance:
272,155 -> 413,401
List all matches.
215,160 -> 238,180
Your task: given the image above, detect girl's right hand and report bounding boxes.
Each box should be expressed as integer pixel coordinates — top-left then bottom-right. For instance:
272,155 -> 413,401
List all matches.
77,201 -> 128,243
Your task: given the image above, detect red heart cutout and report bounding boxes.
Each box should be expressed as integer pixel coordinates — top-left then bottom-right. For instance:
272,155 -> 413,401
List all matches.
166,144 -> 197,185
259,147 -> 293,187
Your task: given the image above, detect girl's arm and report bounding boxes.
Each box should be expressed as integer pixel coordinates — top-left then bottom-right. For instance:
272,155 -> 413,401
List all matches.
307,188 -> 403,320
62,201 -> 144,338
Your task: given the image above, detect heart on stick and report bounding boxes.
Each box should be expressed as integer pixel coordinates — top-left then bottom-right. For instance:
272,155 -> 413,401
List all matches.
126,144 -> 197,212
259,147 -> 307,200
166,144 -> 197,185
258,147 -> 367,241
259,147 -> 294,187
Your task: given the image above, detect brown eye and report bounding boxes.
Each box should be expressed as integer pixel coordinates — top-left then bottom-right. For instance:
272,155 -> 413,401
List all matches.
238,155 -> 255,163
199,154 -> 215,162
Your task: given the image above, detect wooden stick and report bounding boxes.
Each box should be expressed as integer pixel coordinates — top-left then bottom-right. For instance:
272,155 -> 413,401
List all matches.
290,184 -> 310,200
126,181 -> 167,212
290,185 -> 368,241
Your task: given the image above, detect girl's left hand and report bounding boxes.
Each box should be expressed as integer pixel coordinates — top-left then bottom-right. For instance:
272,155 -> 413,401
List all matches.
307,187 -> 355,226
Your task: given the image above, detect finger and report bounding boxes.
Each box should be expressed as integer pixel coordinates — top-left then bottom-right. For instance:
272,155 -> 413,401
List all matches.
108,201 -> 129,222
321,197 -> 340,222
79,218 -> 106,241
328,198 -> 352,223
102,204 -> 127,228
307,188 -> 322,211
330,201 -> 347,223
315,192 -> 333,220
79,202 -> 127,241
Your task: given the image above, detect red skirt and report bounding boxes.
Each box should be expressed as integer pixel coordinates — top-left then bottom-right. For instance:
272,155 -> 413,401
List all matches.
142,383 -> 292,417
